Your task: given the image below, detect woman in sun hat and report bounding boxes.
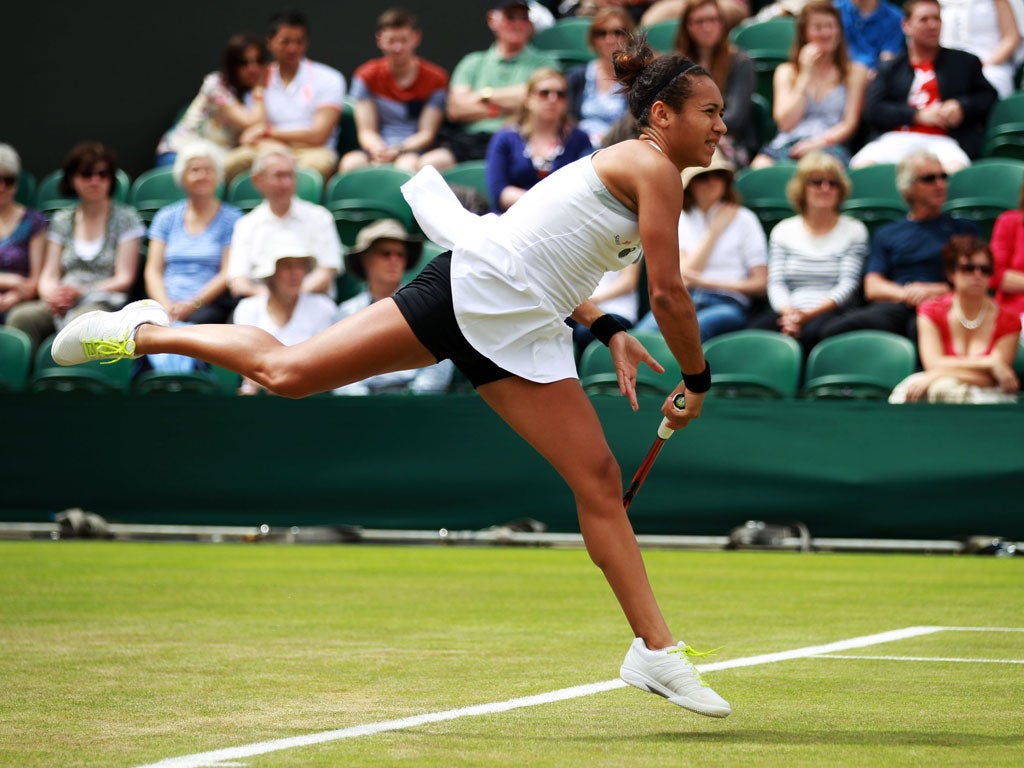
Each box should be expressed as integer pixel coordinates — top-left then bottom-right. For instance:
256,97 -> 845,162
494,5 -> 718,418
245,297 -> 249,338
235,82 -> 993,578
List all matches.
53,35 -> 733,719
633,148 -> 767,341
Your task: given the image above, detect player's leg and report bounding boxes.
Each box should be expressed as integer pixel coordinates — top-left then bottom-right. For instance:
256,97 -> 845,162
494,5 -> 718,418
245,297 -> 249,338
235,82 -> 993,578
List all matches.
478,375 -> 731,717
56,298 -> 436,398
477,375 -> 673,647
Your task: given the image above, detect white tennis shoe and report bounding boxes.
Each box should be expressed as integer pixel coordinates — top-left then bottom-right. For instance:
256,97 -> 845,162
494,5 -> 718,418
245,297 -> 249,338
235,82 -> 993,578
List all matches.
620,637 -> 732,718
51,299 -> 169,366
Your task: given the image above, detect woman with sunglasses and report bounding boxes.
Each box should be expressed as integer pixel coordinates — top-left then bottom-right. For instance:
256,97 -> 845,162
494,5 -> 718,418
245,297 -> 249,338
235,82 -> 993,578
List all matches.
0,144 -> 47,348
155,33 -> 268,167
485,67 -> 593,212
10,142 -> 144,349
566,8 -> 636,146
889,234 -> 1020,403
54,39 -> 734,719
750,1 -> 868,169
750,151 -> 867,353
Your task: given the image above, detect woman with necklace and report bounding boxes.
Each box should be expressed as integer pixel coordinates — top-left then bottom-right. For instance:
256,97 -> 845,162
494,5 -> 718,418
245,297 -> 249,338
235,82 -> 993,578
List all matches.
890,234 -> 1021,403
0,144 -> 47,348
485,67 -> 593,212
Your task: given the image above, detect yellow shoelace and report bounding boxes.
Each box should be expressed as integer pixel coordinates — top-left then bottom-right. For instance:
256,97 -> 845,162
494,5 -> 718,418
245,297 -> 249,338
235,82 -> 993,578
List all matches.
81,336 -> 135,364
668,645 -> 721,686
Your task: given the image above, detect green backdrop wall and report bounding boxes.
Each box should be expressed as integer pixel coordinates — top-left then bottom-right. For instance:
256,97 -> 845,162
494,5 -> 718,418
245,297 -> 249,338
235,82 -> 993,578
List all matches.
3,393 -> 1021,541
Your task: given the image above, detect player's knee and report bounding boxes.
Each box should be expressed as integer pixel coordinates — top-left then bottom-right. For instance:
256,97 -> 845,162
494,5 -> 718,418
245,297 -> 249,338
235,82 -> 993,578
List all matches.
577,451 -> 623,508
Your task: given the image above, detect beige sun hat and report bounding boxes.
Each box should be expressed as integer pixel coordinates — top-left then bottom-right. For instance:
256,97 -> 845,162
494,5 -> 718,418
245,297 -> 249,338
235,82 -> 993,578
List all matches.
345,219 -> 423,281
252,230 -> 317,280
680,149 -> 737,191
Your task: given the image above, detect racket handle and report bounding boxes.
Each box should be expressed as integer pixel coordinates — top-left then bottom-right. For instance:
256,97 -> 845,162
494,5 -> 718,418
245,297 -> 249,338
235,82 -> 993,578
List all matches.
656,393 -> 687,439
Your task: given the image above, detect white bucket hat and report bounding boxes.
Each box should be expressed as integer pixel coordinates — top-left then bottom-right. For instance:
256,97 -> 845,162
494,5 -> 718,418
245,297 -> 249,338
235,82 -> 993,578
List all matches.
252,230 -> 317,280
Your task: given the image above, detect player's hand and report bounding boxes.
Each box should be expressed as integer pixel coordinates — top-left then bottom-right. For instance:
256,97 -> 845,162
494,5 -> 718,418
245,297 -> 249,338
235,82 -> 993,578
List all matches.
609,331 -> 665,412
662,387 -> 703,430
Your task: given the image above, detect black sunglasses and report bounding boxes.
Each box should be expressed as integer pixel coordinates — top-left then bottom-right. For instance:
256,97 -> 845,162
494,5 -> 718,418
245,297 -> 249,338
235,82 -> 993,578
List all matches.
808,176 -> 840,189
957,263 -> 993,275
0,174 -> 17,187
536,88 -> 567,99
594,28 -> 628,38
77,168 -> 112,180
915,172 -> 949,184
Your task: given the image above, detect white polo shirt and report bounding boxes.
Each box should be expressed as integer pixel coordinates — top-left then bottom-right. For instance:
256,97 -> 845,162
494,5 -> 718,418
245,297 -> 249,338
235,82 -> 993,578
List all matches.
265,59 -> 346,148
229,197 -> 345,296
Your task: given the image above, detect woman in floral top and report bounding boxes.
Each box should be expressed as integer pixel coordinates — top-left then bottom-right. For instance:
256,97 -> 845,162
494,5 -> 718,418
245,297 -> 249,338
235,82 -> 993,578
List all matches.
155,33 -> 268,166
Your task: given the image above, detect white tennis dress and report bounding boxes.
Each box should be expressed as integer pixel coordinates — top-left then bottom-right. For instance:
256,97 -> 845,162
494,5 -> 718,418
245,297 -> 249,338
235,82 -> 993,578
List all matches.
402,157 -> 642,383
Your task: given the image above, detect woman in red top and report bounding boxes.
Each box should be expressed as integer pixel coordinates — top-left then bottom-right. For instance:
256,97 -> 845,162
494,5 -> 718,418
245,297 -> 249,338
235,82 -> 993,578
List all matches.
890,234 -> 1021,403
989,182 -> 1024,320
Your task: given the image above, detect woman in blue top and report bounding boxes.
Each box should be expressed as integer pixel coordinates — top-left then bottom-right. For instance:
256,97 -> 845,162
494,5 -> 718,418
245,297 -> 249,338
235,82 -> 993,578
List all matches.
144,141 -> 242,372
485,68 -> 593,212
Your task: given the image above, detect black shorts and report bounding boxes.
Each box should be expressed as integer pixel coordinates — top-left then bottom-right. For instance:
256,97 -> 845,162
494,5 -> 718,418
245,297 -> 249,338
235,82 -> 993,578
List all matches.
393,252 -> 513,388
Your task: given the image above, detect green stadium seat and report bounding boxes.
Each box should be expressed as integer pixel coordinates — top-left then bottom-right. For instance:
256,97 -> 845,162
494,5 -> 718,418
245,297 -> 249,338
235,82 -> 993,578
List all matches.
441,160 -> 492,209
134,365 -> 239,395
0,326 -> 33,393
702,329 -> 803,398
842,164 -> 908,234
734,163 -> 797,235
982,91 -> 1024,160
14,170 -> 36,208
944,159 -> 1024,238
29,335 -> 134,394
129,166 -> 187,225
802,330 -> 917,400
730,17 -> 795,102
643,20 -> 679,53
323,166 -> 415,247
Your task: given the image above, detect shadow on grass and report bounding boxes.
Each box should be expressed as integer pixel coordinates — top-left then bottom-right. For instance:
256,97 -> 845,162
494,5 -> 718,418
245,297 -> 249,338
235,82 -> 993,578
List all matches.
645,730 -> 1022,747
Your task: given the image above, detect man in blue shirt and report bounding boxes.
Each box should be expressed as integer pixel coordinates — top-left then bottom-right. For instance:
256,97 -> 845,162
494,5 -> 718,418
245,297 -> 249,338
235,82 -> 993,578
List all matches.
836,0 -> 905,71
819,150 -> 978,340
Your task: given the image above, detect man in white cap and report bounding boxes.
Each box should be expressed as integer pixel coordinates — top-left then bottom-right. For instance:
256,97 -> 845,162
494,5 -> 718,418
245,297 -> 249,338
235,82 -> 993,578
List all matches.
227,144 -> 343,299
335,219 -> 454,394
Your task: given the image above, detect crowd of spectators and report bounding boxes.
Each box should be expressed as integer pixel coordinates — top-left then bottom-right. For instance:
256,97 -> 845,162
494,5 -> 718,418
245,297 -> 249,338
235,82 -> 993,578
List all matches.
3,0 -> 1024,401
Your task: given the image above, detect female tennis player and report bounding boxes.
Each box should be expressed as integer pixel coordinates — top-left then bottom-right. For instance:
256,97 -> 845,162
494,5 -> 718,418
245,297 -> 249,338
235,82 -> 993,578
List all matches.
53,37 -> 731,718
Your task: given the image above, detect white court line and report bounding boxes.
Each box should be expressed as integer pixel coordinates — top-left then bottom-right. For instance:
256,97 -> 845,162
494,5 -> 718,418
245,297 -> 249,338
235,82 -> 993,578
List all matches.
134,625 -> 984,768
816,654 -> 1024,664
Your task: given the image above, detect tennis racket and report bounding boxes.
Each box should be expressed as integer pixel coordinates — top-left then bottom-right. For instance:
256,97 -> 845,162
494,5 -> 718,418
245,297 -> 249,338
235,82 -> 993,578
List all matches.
622,393 -> 686,511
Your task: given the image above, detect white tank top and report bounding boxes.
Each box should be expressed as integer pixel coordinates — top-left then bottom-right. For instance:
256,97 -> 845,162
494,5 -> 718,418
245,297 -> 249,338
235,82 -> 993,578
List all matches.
402,157 -> 642,383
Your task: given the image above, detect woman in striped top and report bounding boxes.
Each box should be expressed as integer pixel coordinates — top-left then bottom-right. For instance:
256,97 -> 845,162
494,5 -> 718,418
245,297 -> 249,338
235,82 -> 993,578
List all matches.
750,151 -> 868,354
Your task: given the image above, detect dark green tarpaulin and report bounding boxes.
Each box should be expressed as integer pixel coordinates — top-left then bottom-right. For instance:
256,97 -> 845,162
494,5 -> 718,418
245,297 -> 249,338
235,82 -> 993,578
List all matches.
3,393 -> 1021,540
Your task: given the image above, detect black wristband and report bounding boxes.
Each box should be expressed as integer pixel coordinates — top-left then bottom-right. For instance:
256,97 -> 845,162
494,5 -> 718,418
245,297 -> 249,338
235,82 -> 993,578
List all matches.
682,362 -> 712,394
590,314 -> 626,346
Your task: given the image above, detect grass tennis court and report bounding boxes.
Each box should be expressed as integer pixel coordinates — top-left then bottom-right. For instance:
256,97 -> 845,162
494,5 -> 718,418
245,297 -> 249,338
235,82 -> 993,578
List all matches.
1,541 -> 1021,767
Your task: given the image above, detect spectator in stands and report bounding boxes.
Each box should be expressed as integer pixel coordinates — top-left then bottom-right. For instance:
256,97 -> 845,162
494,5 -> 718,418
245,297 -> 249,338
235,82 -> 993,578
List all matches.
750,1 -> 868,168
485,68 -> 593,211
339,9 -> 449,175
989,178 -> 1024,322
939,0 -> 1022,97
0,145 -> 47,342
835,0 -> 905,72
566,8 -> 635,146
224,10 -> 345,184
672,0 -> 757,165
634,150 -> 767,340
819,150 -> 978,340
334,219 -> 455,394
155,33 -> 268,167
7,142 -> 142,351
233,229 -> 338,395
640,0 -> 749,30
143,142 -> 243,374
227,145 -> 343,299
890,234 -> 1020,403
749,151 -> 867,353
849,0 -> 997,173
419,0 -> 559,169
